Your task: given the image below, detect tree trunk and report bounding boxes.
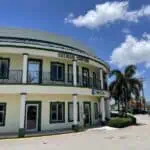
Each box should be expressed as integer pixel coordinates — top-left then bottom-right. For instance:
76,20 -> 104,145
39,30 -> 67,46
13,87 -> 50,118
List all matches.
123,88 -> 128,117
118,98 -> 120,112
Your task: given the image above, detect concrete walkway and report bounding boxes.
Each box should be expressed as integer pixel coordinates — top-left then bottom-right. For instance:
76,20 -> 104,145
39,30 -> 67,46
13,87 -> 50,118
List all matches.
0,115 -> 150,150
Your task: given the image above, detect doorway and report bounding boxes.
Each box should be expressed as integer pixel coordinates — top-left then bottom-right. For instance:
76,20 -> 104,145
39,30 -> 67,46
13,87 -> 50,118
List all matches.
25,102 -> 41,132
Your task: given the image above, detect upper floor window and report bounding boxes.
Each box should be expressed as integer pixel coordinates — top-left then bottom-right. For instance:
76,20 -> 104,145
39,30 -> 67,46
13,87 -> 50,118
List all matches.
82,67 -> 89,87
51,62 -> 65,81
93,72 -> 97,88
0,58 -> 9,79
0,103 -> 6,126
68,64 -> 79,83
103,72 -> 107,90
28,59 -> 42,84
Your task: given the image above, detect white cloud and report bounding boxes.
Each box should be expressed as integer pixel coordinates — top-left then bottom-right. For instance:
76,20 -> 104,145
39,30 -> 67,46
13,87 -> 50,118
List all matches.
110,33 -> 150,68
135,70 -> 146,78
122,28 -> 131,34
65,1 -> 150,29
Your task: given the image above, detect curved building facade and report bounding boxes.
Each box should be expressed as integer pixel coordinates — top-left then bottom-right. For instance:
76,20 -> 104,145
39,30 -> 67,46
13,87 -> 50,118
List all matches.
0,28 -> 110,137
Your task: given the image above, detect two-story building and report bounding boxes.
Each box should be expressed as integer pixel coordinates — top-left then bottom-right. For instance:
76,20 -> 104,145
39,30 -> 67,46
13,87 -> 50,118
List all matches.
0,27 -> 110,137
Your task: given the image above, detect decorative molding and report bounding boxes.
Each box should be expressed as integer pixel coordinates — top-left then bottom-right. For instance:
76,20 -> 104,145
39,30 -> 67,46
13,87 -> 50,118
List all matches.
72,93 -> 78,96
22,53 -> 29,56
20,92 -> 27,95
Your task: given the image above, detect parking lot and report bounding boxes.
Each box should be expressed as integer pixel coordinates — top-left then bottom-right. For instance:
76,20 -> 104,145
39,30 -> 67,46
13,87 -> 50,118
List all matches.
0,115 -> 150,150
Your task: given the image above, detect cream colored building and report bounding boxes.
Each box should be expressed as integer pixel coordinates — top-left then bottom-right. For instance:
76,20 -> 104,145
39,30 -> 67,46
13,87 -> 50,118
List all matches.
0,28 -> 110,137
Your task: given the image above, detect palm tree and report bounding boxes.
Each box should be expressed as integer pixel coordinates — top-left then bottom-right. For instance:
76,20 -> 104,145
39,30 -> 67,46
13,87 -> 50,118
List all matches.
109,80 -> 122,112
109,65 -> 142,115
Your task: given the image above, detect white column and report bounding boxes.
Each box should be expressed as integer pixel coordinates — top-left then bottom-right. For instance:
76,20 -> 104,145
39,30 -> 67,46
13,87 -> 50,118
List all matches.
19,93 -> 26,129
73,94 -> 78,125
101,97 -> 106,122
65,62 -> 68,84
100,69 -> 104,90
106,99 -> 111,119
22,53 -> 28,83
73,56 -> 77,86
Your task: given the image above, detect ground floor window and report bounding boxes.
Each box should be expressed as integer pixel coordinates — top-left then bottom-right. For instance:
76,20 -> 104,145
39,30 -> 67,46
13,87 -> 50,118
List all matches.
68,102 -> 80,122
50,102 -> 65,123
0,103 -> 6,126
94,103 -> 99,120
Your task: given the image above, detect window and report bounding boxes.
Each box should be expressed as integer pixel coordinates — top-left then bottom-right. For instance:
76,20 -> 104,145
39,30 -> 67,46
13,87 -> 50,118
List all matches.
68,64 -> 73,82
93,72 -> 97,88
68,102 -> 80,122
50,102 -> 65,123
103,72 -> 107,90
0,58 -> 9,79
68,64 -> 79,83
82,67 -> 89,87
51,62 -> 65,81
28,59 -> 42,84
0,103 -> 6,126
94,103 -> 99,120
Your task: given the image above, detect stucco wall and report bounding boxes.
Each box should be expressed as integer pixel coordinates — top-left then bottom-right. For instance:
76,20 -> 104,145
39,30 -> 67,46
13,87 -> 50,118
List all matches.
0,46 -> 109,73
0,94 -> 100,133
0,94 -> 20,133
0,53 -> 101,79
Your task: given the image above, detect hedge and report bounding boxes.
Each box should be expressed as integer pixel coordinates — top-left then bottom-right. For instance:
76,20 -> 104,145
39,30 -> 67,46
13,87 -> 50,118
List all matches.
127,115 -> 137,124
108,117 -> 136,128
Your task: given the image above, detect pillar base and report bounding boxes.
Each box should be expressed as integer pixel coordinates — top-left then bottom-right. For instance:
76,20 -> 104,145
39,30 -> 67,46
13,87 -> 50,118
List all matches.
18,128 -> 25,138
72,124 -> 80,132
100,121 -> 106,126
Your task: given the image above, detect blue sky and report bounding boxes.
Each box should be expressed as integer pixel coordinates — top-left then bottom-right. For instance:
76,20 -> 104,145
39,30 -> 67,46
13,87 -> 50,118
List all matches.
0,0 -> 150,100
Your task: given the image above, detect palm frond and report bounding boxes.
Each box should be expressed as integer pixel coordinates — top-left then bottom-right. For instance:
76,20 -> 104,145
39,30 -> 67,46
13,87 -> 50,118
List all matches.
124,65 -> 136,78
129,78 -> 142,90
109,70 -> 122,79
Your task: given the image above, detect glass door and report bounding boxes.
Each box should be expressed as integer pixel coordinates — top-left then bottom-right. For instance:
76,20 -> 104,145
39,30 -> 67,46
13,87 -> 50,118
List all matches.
84,102 -> 91,126
28,59 -> 42,84
25,104 -> 39,131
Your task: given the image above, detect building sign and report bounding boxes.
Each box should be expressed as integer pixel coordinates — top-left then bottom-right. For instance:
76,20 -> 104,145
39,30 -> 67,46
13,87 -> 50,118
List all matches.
58,52 -> 89,63
92,89 -> 109,97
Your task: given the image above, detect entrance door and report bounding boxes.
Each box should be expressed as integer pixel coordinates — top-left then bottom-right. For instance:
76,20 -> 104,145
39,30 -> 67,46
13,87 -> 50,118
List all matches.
28,59 -> 42,84
82,68 -> 89,87
84,102 -> 91,126
25,104 -> 39,131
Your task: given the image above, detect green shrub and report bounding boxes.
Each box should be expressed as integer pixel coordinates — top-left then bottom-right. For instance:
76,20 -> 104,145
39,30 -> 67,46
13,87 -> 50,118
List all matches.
127,115 -> 136,124
72,124 -> 81,132
108,117 -> 133,128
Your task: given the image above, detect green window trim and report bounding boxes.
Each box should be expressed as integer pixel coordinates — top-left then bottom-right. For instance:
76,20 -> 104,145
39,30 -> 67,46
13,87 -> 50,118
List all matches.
50,102 -> 65,123
25,101 -> 42,131
0,58 -> 10,79
94,103 -> 99,120
82,67 -> 90,87
0,103 -> 7,126
51,62 -> 65,82
68,102 -> 80,122
27,59 -> 43,84
67,64 -> 73,83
